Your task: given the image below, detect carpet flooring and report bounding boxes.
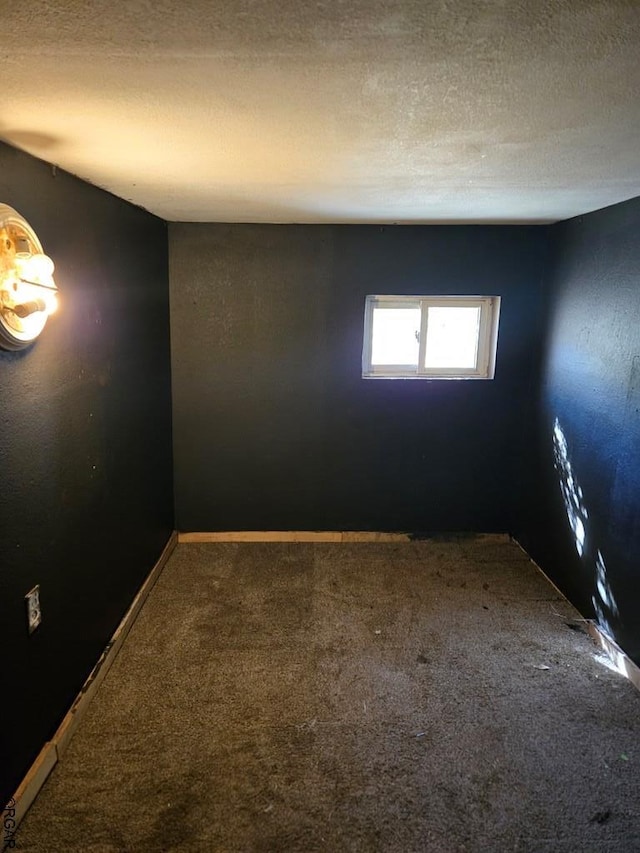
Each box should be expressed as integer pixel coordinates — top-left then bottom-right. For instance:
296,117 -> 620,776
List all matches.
16,538 -> 640,852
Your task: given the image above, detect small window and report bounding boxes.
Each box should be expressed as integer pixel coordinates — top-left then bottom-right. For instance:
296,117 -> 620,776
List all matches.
362,295 -> 500,379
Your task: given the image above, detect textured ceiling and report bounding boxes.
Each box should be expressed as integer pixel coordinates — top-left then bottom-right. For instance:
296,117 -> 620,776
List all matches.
3,0 -> 640,223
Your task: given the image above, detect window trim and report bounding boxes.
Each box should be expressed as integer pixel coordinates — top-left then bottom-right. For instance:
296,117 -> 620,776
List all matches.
362,295 -> 501,380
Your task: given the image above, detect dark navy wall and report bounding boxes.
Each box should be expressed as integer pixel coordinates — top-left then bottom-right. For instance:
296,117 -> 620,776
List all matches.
0,143 -> 174,806
516,197 -> 640,665
169,223 -> 548,533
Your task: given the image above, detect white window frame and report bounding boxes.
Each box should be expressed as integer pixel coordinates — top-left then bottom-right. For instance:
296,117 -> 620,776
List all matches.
362,295 -> 501,380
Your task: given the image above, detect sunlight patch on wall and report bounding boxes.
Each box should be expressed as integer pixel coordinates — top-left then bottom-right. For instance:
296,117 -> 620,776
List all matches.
592,549 -> 620,640
552,418 -> 588,556
552,417 -> 621,643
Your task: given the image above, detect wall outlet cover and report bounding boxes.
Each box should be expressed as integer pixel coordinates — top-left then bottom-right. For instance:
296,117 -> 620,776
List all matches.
25,585 -> 42,634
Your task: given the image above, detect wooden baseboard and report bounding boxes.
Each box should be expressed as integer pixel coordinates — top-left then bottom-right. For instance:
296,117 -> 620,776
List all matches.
5,531 -> 178,842
178,531 -> 413,543
587,622 -> 640,693
5,741 -> 57,840
512,537 -> 640,694
510,537 -> 575,603
55,531 -> 178,757
178,531 -> 511,544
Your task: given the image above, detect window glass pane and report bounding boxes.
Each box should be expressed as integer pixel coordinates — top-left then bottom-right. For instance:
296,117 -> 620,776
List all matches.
424,306 -> 480,369
371,306 -> 420,366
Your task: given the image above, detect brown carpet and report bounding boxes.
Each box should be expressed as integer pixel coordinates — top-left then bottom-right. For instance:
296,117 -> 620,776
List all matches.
16,538 -> 640,852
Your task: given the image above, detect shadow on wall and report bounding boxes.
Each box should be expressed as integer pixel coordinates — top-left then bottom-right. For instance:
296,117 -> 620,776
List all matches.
552,417 -> 620,640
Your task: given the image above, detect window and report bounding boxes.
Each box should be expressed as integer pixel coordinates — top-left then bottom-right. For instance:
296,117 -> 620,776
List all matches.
362,295 -> 501,379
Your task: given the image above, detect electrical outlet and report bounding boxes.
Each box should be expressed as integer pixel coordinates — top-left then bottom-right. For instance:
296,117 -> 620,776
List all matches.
25,585 -> 41,634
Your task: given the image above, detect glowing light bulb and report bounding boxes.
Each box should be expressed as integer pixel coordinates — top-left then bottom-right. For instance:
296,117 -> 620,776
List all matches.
23,253 -> 55,286
0,204 -> 60,350
12,252 -> 57,315
43,289 -> 58,315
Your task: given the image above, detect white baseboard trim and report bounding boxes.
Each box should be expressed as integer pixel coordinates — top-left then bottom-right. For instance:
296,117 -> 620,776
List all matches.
6,531 -> 178,841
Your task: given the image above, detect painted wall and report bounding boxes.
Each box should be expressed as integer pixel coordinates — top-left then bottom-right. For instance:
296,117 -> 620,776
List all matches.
0,143 -> 174,806
169,223 -> 548,533
516,197 -> 640,665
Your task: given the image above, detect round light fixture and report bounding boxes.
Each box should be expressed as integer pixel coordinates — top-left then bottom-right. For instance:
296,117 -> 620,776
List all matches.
0,203 -> 58,351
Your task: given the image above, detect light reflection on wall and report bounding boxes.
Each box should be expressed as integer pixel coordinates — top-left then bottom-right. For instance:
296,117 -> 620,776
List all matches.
552,417 -> 620,641
592,548 -> 619,639
552,418 -> 588,556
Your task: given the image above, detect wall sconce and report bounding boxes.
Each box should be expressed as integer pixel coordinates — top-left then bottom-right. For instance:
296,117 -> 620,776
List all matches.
0,203 -> 58,351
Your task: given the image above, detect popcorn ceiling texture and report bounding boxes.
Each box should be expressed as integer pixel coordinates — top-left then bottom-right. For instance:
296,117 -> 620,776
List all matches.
2,0 -> 639,222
